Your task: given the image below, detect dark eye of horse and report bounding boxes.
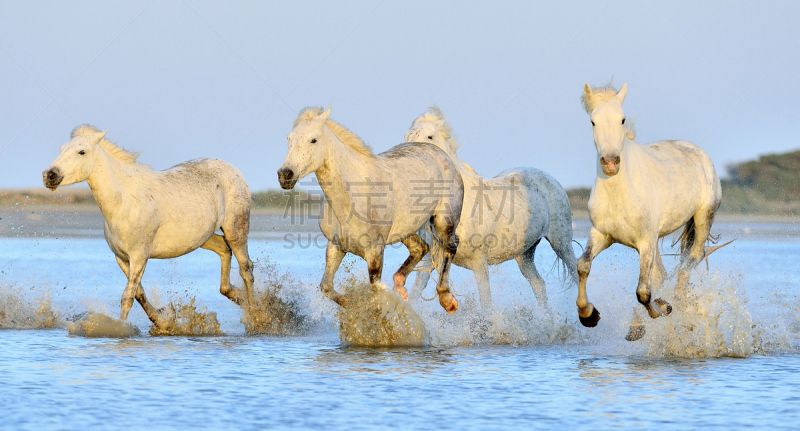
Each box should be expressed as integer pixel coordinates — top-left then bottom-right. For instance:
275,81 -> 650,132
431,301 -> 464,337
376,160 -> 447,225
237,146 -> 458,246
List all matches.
79,150 -> 86,155
427,136 -> 433,140
622,118 -> 626,125
591,121 -> 595,126
311,139 -> 317,144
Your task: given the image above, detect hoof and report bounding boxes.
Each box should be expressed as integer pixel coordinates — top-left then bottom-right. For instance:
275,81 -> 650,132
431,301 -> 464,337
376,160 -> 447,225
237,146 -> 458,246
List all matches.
578,307 -> 600,327
440,293 -> 458,314
654,298 -> 672,316
625,323 -> 646,341
393,285 -> 409,302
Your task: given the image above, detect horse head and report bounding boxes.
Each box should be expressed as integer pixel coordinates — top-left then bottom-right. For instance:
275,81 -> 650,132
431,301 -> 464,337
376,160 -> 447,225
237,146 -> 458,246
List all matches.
43,126 -> 107,190
278,106 -> 331,190
582,82 -> 628,177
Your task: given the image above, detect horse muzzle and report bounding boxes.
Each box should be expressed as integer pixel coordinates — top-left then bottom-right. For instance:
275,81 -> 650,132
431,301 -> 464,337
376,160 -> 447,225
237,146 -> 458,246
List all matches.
42,168 -> 63,191
600,155 -> 620,177
277,167 -> 297,190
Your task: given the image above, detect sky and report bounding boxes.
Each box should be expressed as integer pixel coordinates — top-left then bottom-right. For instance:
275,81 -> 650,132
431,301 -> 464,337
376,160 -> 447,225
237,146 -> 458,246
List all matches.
1,0 -> 798,190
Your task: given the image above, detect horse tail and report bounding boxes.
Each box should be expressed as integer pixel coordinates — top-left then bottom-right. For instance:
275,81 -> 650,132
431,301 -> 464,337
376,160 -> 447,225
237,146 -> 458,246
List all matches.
528,170 -> 579,285
673,215 -> 721,258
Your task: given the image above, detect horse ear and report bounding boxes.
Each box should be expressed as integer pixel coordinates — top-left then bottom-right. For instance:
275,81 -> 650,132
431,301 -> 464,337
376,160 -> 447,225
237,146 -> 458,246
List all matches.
94,129 -> 108,143
583,83 -> 593,100
320,105 -> 331,123
615,83 -> 627,104
434,120 -> 445,128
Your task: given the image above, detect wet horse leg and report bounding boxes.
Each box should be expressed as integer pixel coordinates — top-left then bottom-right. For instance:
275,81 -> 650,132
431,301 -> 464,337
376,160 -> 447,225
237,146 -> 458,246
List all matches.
392,234 -> 429,301
676,207 -> 716,297
117,254 -> 148,321
321,241 -> 346,306
516,240 -> 547,309
635,239 -> 672,319
576,228 -> 612,327
473,259 -> 494,309
433,216 -> 459,314
200,234 -> 240,303
115,256 -> 171,329
227,238 -> 256,311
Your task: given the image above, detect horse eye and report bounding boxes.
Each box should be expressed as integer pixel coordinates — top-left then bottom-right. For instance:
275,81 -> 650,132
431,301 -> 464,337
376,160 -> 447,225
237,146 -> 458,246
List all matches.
622,118 -> 626,125
427,136 -> 433,140
79,150 -> 86,155
591,121 -> 595,126
311,139 -> 317,144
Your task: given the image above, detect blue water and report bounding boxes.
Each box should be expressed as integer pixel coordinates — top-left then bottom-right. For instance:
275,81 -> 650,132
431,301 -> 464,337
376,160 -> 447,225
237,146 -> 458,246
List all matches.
2,222 -> 800,429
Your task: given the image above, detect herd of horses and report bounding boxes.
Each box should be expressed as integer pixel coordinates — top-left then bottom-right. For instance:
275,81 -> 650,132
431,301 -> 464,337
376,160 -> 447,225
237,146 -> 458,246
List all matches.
42,83 -> 722,342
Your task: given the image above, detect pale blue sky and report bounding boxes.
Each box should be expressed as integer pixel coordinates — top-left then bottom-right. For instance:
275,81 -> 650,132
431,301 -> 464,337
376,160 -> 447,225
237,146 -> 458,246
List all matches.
1,0 -> 798,190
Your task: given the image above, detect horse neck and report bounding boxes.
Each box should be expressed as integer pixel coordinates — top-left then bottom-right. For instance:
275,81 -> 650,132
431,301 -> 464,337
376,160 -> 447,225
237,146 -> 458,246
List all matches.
315,131 -> 380,220
85,148 -> 136,218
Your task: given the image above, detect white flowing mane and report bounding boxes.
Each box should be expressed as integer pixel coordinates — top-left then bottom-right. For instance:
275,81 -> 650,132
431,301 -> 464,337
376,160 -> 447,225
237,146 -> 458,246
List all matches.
411,106 -> 476,173
294,107 -> 375,158
70,124 -> 143,164
580,84 -> 637,141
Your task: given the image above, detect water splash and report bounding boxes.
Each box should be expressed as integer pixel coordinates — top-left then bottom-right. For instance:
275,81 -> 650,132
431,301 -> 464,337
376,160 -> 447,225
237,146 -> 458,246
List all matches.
242,258 -> 308,335
643,270 -> 754,358
412,293 -> 583,347
149,298 -> 223,336
338,282 -> 430,347
0,284 -> 62,329
67,312 -> 140,338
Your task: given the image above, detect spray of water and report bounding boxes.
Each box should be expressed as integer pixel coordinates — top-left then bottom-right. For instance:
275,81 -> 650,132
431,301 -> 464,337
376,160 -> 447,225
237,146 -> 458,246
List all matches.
148,298 -> 223,336
0,284 -> 62,329
242,258 -> 308,335
67,312 -> 141,338
642,270 -> 754,358
337,281 -> 430,347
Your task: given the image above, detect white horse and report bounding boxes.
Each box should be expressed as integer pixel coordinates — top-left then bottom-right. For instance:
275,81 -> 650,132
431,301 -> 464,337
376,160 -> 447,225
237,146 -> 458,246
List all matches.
404,107 -> 578,309
576,83 -> 722,341
277,107 -> 464,313
43,125 -> 255,330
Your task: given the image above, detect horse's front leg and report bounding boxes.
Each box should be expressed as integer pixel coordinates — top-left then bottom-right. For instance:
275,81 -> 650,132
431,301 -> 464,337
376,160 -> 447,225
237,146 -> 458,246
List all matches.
576,228 -> 612,327
321,241 -> 346,306
635,240 -> 673,320
115,256 -> 169,327
118,255 -> 148,321
392,234 -> 429,301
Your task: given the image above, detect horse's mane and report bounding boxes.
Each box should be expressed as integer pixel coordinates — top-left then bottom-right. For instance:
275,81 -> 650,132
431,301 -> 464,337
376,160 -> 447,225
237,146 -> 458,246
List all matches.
294,107 -> 374,158
580,84 -> 637,140
410,106 -> 476,173
70,124 -> 143,164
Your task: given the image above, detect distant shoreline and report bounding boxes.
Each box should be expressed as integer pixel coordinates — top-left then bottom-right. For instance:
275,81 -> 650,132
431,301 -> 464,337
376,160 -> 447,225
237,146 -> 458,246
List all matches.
2,188 -> 798,223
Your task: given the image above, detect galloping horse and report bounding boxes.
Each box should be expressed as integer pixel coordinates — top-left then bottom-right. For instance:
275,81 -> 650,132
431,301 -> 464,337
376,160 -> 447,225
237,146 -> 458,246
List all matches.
404,107 -> 577,309
277,107 -> 464,313
43,125 -> 255,329
576,83 -> 721,341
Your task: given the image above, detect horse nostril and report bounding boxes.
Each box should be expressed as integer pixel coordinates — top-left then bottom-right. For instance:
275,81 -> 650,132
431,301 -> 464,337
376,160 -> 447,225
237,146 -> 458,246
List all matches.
48,171 -> 57,180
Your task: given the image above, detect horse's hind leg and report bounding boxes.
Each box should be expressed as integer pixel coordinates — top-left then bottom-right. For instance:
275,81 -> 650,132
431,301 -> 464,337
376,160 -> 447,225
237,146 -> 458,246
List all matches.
227,238 -> 255,310
201,234 -> 240,304
677,206 -> 717,295
393,234 -> 429,301
433,215 -> 459,314
409,255 -> 432,301
516,240 -> 547,308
